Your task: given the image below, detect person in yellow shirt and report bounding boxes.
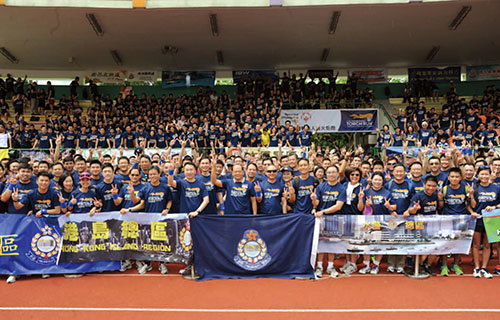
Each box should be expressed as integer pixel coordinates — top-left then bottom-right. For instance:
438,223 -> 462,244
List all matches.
260,124 -> 271,147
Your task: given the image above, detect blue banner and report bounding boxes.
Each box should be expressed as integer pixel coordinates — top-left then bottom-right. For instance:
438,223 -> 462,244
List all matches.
408,66 -> 461,83
161,71 -> 215,88
232,70 -> 278,82
191,214 -> 317,280
339,109 -> 378,132
319,215 -> 475,255
0,214 -> 120,275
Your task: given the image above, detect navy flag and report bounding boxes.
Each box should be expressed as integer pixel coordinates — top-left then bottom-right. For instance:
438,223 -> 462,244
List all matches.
191,214 -> 317,280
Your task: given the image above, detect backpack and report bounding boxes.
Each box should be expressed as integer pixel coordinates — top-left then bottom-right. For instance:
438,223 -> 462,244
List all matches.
293,176 -> 319,196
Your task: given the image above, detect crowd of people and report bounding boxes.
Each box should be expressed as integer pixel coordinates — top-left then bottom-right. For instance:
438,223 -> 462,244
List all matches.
0,73 -> 499,284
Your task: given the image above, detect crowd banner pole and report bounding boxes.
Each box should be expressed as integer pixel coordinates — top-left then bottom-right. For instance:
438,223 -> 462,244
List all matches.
405,255 -> 429,279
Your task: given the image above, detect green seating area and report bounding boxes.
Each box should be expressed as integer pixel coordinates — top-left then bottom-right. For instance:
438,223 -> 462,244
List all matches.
389,96 -> 474,114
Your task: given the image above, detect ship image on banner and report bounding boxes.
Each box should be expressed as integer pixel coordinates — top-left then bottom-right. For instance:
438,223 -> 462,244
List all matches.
234,229 -> 271,271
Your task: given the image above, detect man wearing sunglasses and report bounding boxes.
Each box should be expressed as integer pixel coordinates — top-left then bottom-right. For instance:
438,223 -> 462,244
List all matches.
256,165 -> 287,214
424,156 -> 448,190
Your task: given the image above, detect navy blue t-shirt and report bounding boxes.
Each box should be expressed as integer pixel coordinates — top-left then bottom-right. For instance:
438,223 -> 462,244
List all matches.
197,174 -> 219,215
20,188 -> 60,213
118,183 -> 145,209
293,176 -> 316,214
364,187 -> 392,215
95,181 -> 122,212
315,181 -> 346,212
221,178 -> 256,215
140,183 -> 172,213
5,180 -> 38,214
259,180 -> 285,215
442,183 -> 468,215
411,190 -> 438,215
70,188 -> 97,214
174,177 -> 208,213
387,180 -> 412,214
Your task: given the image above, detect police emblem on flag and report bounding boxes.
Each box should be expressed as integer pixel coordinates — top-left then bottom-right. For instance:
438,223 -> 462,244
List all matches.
234,229 -> 271,271
27,225 -> 61,265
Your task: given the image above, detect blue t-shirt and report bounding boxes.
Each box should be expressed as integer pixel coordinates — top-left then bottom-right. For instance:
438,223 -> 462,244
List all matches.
473,184 -> 500,224
6,180 -> 38,214
174,177 -> 208,214
259,180 -> 285,215
341,183 -> 361,215
420,129 -> 432,146
70,188 -> 98,214
411,190 -> 438,215
95,181 -> 122,212
442,183 -> 468,215
293,176 -> 316,214
140,183 -> 172,213
364,187 -> 392,215
197,174 -> 220,215
114,173 -> 131,185
221,178 -> 256,215
387,180 -> 412,214
118,183 -> 145,209
20,188 -> 60,213
299,131 -> 312,146
424,171 -> 448,190
63,132 -> 77,148
315,181 -> 346,212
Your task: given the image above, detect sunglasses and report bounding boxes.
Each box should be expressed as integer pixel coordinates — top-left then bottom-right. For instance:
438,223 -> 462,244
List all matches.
388,162 -> 396,166
130,174 -> 140,176
430,162 -> 440,165
267,170 -> 278,173
350,173 -> 360,176
479,165 -> 490,169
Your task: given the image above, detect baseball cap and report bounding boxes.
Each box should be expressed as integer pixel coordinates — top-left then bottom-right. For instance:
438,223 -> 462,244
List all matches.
281,166 -> 293,172
79,172 -> 91,180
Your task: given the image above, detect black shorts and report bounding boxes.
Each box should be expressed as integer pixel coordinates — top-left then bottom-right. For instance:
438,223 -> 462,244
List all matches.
474,219 -> 485,233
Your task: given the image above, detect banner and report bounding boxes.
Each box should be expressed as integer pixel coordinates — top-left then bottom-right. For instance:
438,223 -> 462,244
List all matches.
408,66 -> 461,83
0,214 -> 120,275
483,209 -> 500,243
126,71 -> 159,82
466,65 -> 500,81
307,69 -> 333,79
58,212 -> 192,264
85,71 -> 127,84
349,69 -> 388,84
280,109 -> 378,132
191,214 -> 318,280
232,70 -> 278,82
162,71 -> 215,88
318,215 -> 475,255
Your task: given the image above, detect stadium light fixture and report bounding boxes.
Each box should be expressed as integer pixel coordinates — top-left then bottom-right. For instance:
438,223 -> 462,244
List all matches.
449,6 -> 471,30
328,11 -> 341,35
320,48 -> 330,64
0,47 -> 18,64
216,50 -> 224,65
110,50 -> 123,65
425,46 -> 440,62
210,14 -> 219,37
86,13 -> 104,36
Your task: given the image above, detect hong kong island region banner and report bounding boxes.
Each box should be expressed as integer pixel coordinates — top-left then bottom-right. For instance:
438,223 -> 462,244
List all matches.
0,214 -> 120,275
58,212 -> 193,264
280,109 -> 378,133
319,215 -> 476,255
191,214 -> 319,281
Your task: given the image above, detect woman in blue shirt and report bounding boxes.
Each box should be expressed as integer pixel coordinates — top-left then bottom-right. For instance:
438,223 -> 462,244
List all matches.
468,166 -> 499,279
406,125 -> 418,147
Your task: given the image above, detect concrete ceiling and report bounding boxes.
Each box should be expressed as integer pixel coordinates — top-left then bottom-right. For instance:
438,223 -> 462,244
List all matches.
0,0 -> 498,71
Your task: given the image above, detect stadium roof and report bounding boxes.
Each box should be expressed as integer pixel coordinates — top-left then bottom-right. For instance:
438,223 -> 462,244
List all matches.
0,0 -> 498,71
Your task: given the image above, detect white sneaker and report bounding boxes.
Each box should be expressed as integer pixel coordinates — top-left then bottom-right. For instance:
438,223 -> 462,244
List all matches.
339,263 -> 349,273
370,265 -> 380,275
326,266 -> 338,278
473,267 -> 481,278
344,263 -> 357,275
387,266 -> 395,273
41,274 -> 50,279
6,275 -> 16,284
120,260 -> 133,272
480,268 -> 493,279
138,263 -> 152,275
64,274 -> 83,278
396,267 -> 405,274
359,265 -> 371,274
159,263 -> 168,274
315,266 -> 324,278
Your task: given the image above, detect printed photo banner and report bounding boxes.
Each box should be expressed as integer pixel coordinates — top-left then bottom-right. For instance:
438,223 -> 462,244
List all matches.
318,215 -> 476,255
408,66 -> 461,83
483,209 -> 500,243
466,65 -> 500,81
58,212 -> 193,264
280,109 -> 378,132
349,69 -> 388,84
162,71 -> 215,88
232,70 -> 279,82
0,214 -> 120,275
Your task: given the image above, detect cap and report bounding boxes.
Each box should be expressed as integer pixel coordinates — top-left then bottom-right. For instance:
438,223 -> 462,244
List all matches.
281,166 -> 293,172
226,160 -> 234,167
79,172 -> 91,180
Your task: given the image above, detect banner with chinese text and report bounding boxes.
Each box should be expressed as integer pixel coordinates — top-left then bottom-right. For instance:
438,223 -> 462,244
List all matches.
280,109 -> 378,132
126,71 -> 159,82
0,214 -> 120,275
58,212 -> 192,264
466,65 -> 500,81
349,69 -> 388,84
319,215 -> 475,255
408,66 -> 461,83
85,71 -> 127,84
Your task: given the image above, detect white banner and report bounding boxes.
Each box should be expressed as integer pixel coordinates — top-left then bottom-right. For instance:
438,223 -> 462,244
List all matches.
280,109 -> 378,133
85,71 -> 126,84
349,68 -> 388,84
126,71 -> 159,82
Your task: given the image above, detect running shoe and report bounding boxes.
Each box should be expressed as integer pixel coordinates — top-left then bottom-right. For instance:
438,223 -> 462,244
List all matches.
339,263 -> 349,273
396,267 -> 405,274
452,264 -> 464,275
41,274 -> 50,279
370,265 -> 380,275
480,268 -> 493,279
344,263 -> 357,275
473,267 -> 481,278
359,265 -> 371,274
159,263 -> 168,274
120,260 -> 133,272
440,266 -> 449,277
423,264 -> 436,276
327,266 -> 339,278
315,266 -> 323,278
138,262 -> 152,275
6,275 -> 16,284
387,266 -> 395,273
494,265 -> 500,275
